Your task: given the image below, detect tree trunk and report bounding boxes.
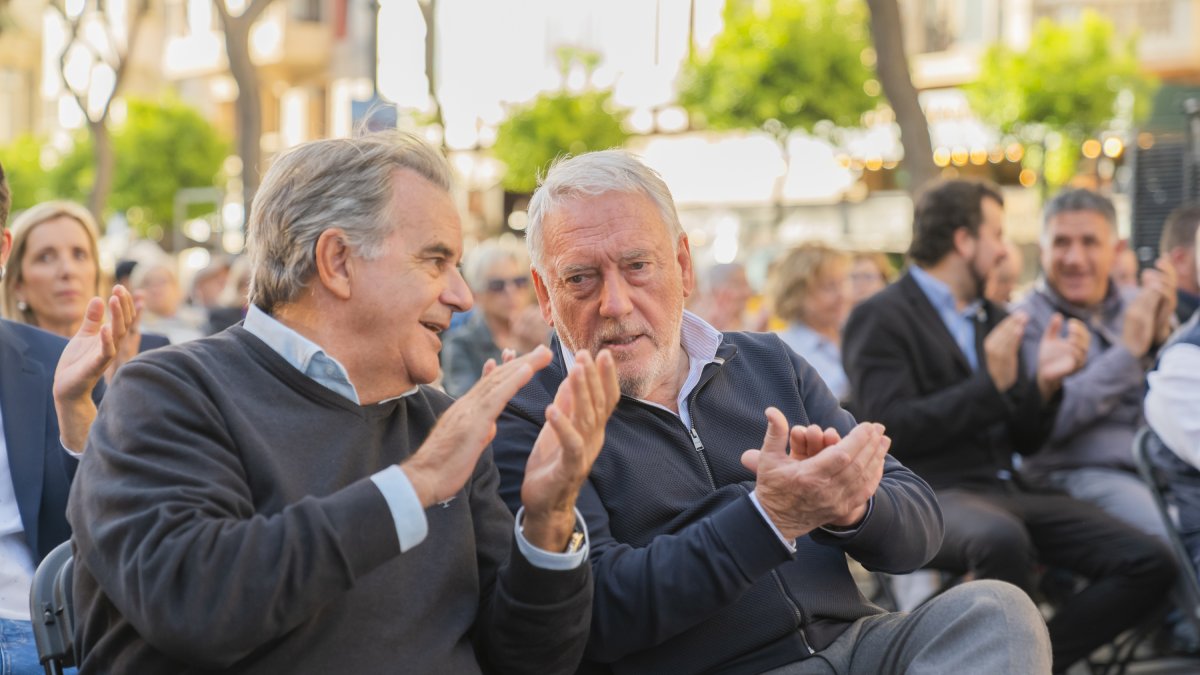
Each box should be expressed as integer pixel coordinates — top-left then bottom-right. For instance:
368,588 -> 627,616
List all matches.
222,16 -> 263,219
418,0 -> 445,137
866,0 -> 939,196
87,119 -> 114,227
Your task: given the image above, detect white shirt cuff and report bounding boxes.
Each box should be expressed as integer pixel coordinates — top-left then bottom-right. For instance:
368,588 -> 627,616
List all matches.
749,490 -> 797,553
61,439 -> 83,459
371,465 -> 429,553
514,506 -> 589,571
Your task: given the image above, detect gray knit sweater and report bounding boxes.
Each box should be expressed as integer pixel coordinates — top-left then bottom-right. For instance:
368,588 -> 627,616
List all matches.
67,326 -> 591,674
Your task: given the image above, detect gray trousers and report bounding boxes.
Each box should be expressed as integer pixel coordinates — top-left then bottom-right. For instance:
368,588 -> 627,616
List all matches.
1046,467 -> 1169,541
761,580 -> 1051,675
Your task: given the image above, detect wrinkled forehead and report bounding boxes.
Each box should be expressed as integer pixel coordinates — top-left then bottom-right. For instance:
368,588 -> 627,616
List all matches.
542,192 -> 675,259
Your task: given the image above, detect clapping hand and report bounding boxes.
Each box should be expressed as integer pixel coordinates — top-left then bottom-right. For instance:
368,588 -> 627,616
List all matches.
520,350 -> 620,551
53,285 -> 138,452
742,408 -> 889,540
1035,312 -> 1090,399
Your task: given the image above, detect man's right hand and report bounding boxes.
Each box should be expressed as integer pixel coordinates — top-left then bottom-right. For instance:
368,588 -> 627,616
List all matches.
404,345 -> 553,508
1122,282 -> 1168,358
984,311 -> 1028,392
741,408 -> 889,541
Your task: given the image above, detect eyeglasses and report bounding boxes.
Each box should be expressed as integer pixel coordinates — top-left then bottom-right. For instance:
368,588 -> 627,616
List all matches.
485,276 -> 530,293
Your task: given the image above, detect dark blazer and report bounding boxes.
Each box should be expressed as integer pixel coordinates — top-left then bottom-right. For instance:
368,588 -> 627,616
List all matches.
0,319 -> 88,564
843,272 -> 1058,491
139,332 -> 171,352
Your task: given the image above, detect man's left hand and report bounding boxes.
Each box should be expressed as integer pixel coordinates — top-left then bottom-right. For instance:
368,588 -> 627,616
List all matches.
520,349 -> 620,552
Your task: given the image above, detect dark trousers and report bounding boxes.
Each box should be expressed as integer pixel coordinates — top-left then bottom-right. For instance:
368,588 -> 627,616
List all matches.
928,488 -> 1177,672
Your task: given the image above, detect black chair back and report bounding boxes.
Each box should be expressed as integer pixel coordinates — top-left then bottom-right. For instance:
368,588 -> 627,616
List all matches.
28,540 -> 76,675
1131,427 -> 1200,637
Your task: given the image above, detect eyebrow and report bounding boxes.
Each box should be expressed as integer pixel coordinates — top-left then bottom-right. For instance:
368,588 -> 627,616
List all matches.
419,243 -> 457,259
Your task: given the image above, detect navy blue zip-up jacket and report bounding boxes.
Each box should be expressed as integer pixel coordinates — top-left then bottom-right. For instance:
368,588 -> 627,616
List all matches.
494,331 -> 943,675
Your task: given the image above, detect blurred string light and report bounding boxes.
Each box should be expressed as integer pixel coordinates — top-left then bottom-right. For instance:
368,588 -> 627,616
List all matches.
1102,137 -> 1124,158
181,247 -> 211,272
1019,169 -> 1037,187
1082,139 -> 1102,159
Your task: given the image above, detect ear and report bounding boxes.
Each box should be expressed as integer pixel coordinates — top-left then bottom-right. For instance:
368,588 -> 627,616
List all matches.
677,233 -> 695,299
531,266 -> 554,326
952,227 -> 976,260
313,228 -> 353,300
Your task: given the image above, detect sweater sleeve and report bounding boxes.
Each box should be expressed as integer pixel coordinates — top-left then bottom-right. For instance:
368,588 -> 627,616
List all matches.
787,341 -> 943,573
67,357 -> 404,668
471,449 -> 593,674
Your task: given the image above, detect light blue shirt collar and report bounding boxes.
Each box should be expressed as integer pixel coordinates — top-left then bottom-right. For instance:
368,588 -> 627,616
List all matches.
243,304 -> 417,405
558,310 -> 723,430
778,323 -> 849,402
909,266 -> 984,370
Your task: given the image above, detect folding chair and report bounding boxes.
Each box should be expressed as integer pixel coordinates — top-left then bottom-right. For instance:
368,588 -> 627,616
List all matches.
1131,427 -> 1200,639
28,540 -> 76,675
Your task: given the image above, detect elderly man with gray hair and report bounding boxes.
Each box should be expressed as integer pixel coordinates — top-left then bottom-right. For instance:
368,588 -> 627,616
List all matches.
1015,188 -> 1177,537
66,132 -> 621,673
494,150 -> 1052,674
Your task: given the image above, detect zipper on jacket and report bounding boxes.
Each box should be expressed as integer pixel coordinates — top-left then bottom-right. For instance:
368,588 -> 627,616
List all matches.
769,569 -> 815,655
688,426 -> 717,490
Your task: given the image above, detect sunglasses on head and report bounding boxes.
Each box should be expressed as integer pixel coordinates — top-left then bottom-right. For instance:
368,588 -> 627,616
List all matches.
485,276 -> 531,293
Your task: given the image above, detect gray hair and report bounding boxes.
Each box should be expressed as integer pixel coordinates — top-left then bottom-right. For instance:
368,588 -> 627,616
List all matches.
526,149 -> 683,273
247,131 -> 452,313
1042,188 -> 1117,236
463,239 -> 527,293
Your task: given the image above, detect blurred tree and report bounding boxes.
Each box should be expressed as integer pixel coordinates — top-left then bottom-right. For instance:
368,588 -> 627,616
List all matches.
865,0 -> 938,195
967,10 -> 1155,190
0,135 -> 58,210
52,97 -> 228,237
50,0 -> 150,225
678,0 -> 879,220
214,0 -> 277,221
492,49 -> 629,194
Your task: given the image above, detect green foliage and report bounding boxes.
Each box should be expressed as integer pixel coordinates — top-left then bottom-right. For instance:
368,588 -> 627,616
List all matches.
32,96 -> 227,234
0,134 -> 60,211
967,10 -> 1156,187
678,0 -> 878,139
492,90 -> 630,194
109,97 -> 227,233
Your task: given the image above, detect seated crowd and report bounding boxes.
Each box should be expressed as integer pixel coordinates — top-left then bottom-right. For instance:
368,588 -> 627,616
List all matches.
0,132 -> 1196,675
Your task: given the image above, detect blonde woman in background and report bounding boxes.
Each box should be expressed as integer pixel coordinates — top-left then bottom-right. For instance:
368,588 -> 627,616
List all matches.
2,201 -> 103,336
769,243 -> 852,402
